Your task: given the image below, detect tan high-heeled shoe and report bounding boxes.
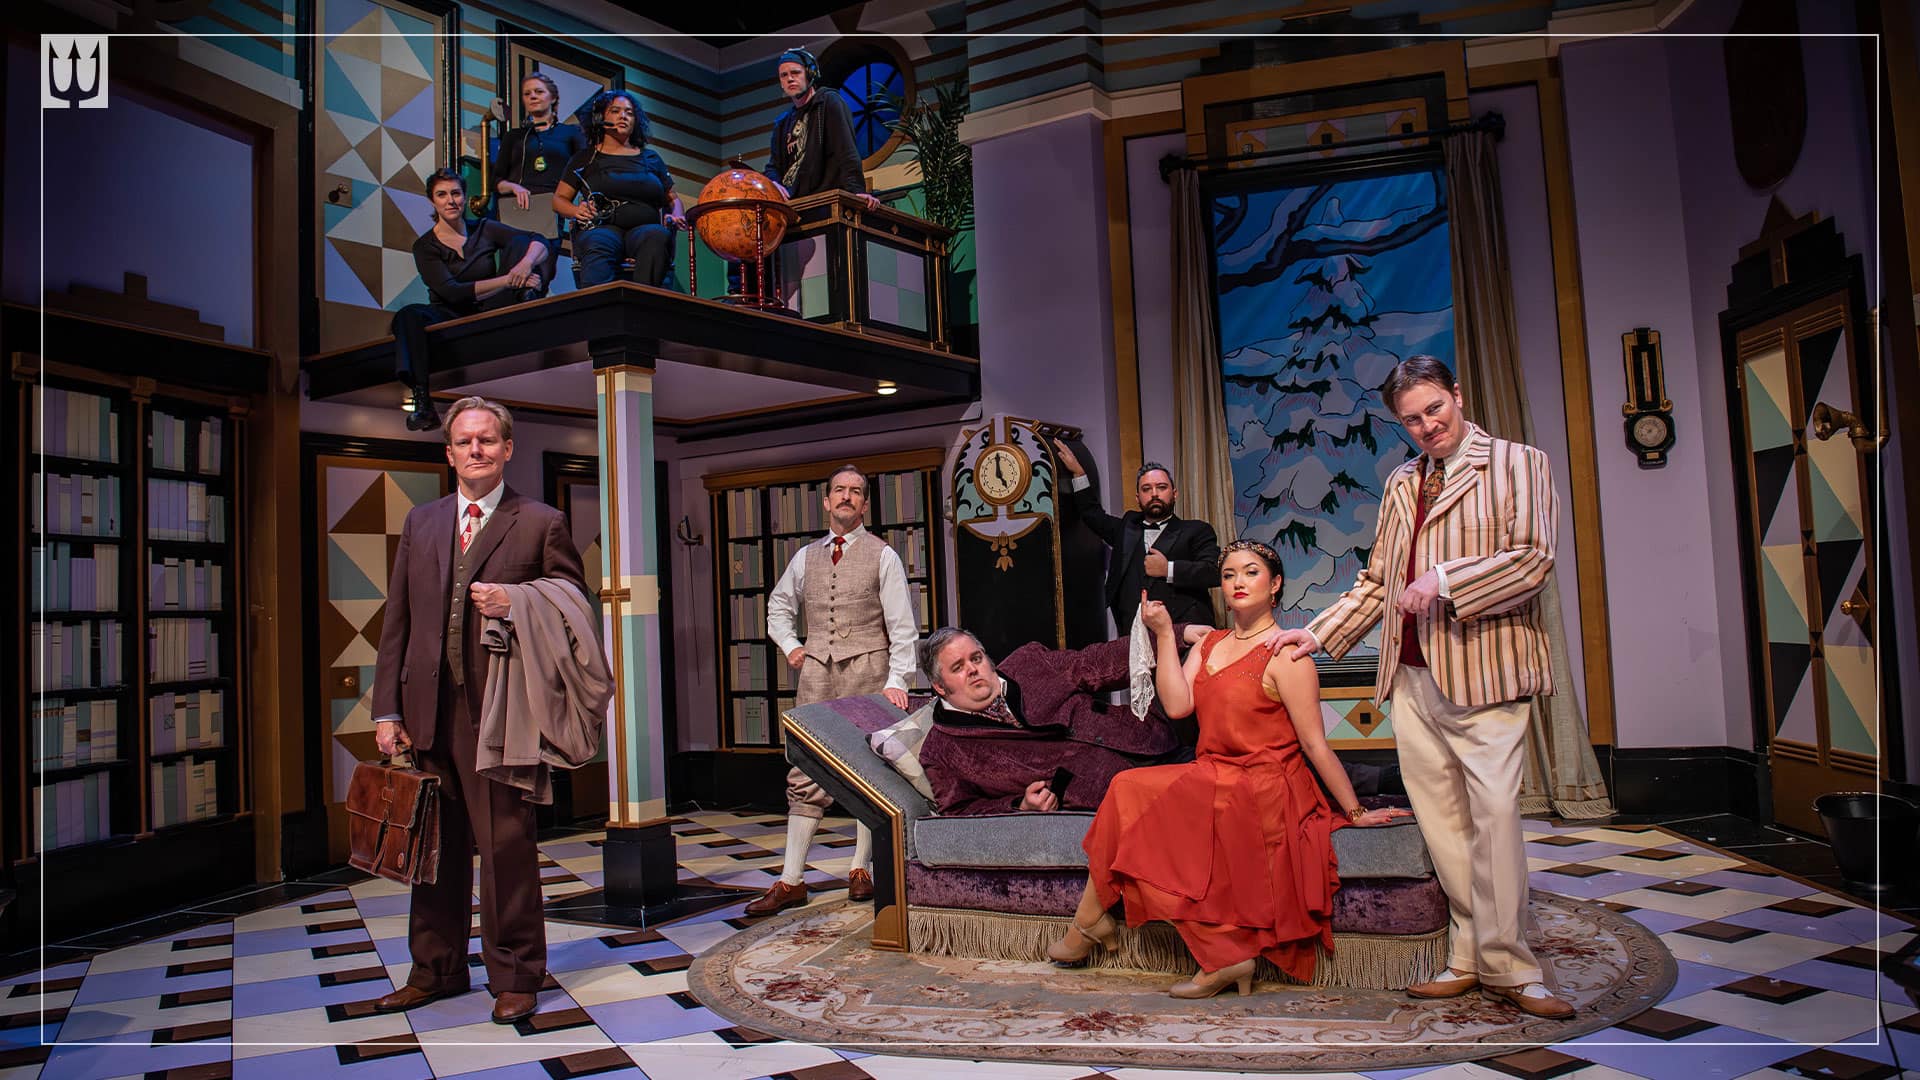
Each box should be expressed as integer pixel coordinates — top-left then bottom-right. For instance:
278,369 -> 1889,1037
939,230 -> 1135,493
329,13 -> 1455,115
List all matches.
1046,912 -> 1120,968
1169,958 -> 1256,999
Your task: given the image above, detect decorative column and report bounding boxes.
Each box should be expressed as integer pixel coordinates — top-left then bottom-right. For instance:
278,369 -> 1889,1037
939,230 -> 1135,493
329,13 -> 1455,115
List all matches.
590,336 -> 675,907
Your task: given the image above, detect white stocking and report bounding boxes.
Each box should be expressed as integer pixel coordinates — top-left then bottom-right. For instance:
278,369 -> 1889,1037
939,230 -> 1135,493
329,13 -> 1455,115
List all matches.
779,815 -> 820,886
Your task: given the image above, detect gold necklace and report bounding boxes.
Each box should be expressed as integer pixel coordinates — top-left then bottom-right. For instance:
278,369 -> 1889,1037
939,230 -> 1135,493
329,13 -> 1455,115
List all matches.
1231,619 -> 1277,640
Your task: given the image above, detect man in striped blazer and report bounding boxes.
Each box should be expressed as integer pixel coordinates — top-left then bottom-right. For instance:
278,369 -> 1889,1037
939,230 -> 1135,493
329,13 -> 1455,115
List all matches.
1276,356 -> 1572,1019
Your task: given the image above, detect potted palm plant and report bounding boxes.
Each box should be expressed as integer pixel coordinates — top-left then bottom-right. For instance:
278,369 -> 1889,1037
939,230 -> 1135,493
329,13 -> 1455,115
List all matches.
878,77 -> 973,231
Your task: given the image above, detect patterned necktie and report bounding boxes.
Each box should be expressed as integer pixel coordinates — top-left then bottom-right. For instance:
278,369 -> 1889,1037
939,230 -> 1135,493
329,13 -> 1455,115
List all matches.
461,503 -> 483,551
1420,460 -> 1446,514
982,697 -> 1018,726
831,536 -> 845,565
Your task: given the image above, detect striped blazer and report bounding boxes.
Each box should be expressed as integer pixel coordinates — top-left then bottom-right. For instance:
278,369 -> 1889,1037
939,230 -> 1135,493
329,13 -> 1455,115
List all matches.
1306,423 -> 1558,708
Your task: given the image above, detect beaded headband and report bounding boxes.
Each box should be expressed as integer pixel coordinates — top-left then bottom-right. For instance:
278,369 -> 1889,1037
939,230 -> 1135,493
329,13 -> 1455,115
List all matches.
1216,538 -> 1281,569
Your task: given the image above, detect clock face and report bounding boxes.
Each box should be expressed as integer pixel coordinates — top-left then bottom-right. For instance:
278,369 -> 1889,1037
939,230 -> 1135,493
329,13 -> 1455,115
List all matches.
976,445 -> 1028,505
1632,414 -> 1671,448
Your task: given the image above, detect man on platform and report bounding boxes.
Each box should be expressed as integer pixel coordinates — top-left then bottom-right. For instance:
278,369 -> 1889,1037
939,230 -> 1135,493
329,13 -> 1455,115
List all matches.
748,464 -> 917,915
1053,441 -> 1221,635
371,397 -> 588,1025
766,47 -> 879,209
1272,356 -> 1573,1019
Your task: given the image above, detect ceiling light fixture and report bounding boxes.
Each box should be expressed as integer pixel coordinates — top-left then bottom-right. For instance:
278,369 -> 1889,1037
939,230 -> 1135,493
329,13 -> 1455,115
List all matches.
876,380 -> 898,396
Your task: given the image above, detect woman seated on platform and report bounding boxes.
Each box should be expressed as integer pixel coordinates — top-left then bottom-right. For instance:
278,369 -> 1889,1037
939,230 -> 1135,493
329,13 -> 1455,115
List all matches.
490,71 -> 585,293
392,167 -> 548,431
1045,541 -> 1411,998
552,89 -> 684,289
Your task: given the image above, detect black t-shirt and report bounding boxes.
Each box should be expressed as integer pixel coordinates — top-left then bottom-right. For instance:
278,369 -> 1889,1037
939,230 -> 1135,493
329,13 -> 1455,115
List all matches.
560,146 -> 673,227
493,122 -> 588,194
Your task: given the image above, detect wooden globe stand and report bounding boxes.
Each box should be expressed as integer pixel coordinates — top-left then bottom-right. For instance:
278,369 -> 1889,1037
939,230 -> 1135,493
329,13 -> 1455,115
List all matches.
685,198 -> 800,312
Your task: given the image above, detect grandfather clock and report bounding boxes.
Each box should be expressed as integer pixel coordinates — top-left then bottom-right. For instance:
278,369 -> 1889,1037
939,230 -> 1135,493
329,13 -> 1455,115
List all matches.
946,415 -> 1073,661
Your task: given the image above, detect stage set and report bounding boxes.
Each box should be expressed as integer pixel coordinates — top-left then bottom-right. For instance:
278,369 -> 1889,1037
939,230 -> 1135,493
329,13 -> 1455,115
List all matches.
5,0 -> 1918,1076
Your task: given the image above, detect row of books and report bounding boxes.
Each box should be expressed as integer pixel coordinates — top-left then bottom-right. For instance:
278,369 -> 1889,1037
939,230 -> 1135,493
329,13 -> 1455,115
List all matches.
150,412 -> 224,475
36,387 -> 120,463
32,621 -> 125,691
871,472 -> 926,522
33,542 -> 121,612
766,482 -> 830,535
36,474 -> 122,537
150,690 -> 226,755
877,527 -> 932,578
726,541 -> 766,590
147,480 -> 227,542
730,696 -> 773,746
149,557 -> 224,611
727,593 -> 767,636
34,775 -> 113,852
730,644 -> 769,691
151,759 -> 220,828
148,618 -> 220,683
722,488 -> 762,539
34,698 -> 120,770
772,535 -> 808,579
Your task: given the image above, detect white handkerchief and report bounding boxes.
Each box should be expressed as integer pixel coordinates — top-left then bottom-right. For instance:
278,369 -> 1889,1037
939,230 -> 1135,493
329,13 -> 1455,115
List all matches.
1129,612 -> 1156,720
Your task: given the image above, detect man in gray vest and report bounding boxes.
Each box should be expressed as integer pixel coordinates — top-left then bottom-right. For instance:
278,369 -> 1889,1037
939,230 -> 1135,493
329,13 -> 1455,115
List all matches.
369,397 -> 587,1024
748,464 -> 917,915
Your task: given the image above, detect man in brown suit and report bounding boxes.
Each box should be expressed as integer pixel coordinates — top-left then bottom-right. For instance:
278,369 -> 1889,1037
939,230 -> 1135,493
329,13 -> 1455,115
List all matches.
1276,356 -> 1573,1019
370,396 -> 587,1025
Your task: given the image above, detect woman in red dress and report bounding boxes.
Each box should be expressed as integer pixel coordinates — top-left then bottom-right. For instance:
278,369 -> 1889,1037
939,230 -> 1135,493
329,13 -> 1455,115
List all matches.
1047,541 -> 1411,997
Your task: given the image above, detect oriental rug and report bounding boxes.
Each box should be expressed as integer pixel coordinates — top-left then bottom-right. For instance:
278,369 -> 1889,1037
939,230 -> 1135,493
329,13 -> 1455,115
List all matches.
687,888 -> 1675,1072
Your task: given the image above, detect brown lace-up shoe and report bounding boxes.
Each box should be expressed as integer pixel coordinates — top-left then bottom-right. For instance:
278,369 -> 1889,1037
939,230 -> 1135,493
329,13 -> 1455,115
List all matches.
846,868 -> 874,902
743,879 -> 809,916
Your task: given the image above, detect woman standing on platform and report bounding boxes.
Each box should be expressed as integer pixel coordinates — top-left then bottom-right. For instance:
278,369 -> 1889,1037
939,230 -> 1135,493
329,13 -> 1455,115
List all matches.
491,71 -> 584,293
391,167 -> 547,431
1046,541 -> 1411,997
551,89 -> 684,288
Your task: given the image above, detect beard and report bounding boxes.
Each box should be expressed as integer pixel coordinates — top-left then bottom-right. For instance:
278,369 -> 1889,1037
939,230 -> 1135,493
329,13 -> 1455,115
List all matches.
1142,498 -> 1171,519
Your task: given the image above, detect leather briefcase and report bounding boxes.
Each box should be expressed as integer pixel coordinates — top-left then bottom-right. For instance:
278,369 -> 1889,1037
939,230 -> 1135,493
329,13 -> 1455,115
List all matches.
345,752 -> 441,886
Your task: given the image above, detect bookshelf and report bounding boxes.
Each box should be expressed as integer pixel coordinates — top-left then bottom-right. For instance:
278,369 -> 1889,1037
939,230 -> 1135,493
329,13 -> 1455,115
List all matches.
14,363 -> 248,862
703,449 -> 947,751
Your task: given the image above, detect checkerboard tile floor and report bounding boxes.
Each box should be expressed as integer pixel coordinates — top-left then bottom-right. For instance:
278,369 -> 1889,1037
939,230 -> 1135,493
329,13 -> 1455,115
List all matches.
1,813 -> 1914,1079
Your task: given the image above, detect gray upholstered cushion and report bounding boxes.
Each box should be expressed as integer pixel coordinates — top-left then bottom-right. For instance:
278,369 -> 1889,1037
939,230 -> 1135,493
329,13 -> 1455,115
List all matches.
913,812 -> 1097,869
1332,820 -> 1434,879
784,696 -> 937,857
912,811 -> 1432,878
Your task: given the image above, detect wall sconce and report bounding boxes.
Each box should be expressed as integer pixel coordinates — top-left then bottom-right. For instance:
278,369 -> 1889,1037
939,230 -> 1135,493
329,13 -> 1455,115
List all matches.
1621,327 -> 1675,468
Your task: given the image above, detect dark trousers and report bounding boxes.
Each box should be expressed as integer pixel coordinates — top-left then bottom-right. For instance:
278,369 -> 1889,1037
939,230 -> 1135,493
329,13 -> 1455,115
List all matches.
574,223 -> 673,287
405,679 -> 546,995
391,231 -> 541,387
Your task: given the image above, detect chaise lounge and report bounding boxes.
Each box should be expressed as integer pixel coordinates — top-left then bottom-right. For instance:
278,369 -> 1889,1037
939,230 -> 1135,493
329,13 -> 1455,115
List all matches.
782,692 -> 1451,989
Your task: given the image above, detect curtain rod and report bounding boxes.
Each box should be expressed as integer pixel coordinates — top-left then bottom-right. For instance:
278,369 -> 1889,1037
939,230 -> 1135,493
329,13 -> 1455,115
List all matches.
1159,111 -> 1504,183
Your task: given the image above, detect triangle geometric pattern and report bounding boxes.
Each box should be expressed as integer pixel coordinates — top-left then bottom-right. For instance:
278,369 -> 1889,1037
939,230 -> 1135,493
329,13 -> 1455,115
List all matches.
1742,347 -> 1795,451
319,0 -> 446,312
1319,697 -> 1392,742
1768,642 -> 1813,743
1759,544 -> 1807,642
1823,644 -> 1876,756
320,462 -> 444,801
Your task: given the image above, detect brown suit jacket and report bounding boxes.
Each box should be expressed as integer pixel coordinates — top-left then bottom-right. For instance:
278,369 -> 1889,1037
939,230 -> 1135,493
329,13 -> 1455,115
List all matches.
371,485 -> 588,751
1306,424 -> 1558,709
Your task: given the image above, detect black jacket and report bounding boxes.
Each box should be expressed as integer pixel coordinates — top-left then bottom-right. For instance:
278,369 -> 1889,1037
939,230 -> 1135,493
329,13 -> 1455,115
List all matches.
1071,482 -> 1220,632
768,88 -> 867,198
491,122 -> 588,195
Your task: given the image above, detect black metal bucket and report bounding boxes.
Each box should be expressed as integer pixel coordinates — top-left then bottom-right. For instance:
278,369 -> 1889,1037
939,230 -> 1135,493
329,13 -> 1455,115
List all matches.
1812,792 -> 1919,890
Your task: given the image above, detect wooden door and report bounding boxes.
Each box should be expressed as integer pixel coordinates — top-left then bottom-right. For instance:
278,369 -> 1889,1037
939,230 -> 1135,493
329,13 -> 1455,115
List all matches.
1732,294 -> 1879,834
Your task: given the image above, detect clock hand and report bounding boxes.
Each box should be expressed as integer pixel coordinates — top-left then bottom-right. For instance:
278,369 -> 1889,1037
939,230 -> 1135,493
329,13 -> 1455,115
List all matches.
994,457 -> 1005,484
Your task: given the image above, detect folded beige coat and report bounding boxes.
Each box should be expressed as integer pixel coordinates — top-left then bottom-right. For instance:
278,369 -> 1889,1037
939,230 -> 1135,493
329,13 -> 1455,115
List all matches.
478,578 -> 613,804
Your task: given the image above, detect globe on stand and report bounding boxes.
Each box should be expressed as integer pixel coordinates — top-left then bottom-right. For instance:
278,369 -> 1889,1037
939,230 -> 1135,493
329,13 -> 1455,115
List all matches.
684,160 -> 799,310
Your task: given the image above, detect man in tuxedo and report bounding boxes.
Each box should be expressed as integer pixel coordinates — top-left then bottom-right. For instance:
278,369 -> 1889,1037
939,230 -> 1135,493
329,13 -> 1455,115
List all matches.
1274,356 -> 1572,1020
1053,441 -> 1221,634
370,396 -> 588,1025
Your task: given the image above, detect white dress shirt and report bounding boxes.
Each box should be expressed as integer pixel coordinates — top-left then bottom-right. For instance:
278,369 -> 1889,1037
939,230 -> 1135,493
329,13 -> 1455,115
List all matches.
765,524 -> 919,693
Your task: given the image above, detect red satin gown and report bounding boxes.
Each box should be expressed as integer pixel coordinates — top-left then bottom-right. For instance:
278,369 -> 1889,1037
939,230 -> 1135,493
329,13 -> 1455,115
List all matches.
1081,630 -> 1344,981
